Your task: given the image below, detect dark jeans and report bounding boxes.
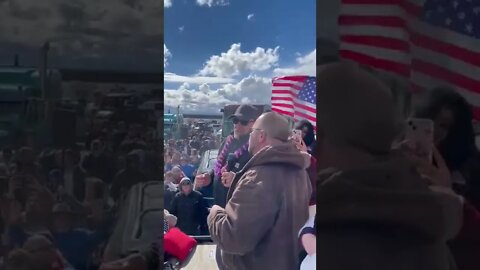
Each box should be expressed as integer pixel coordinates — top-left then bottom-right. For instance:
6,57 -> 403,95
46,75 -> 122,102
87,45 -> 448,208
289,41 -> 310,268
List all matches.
213,176 -> 228,208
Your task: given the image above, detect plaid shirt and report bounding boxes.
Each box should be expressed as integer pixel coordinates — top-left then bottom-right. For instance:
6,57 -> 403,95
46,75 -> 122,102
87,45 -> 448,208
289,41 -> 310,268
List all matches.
164,219 -> 169,233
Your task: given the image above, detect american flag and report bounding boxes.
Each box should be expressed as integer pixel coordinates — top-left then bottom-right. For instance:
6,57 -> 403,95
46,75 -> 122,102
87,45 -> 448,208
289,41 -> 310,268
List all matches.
339,0 -> 480,119
271,76 -> 316,128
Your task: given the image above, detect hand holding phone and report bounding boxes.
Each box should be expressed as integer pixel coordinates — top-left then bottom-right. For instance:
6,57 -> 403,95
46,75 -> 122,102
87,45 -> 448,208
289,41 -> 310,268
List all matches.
405,118 -> 434,163
290,129 -> 307,152
292,129 -> 302,142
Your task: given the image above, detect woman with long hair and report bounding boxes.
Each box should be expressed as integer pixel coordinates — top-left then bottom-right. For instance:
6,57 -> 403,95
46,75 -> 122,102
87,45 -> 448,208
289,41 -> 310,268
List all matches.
414,87 -> 480,207
295,120 -> 316,154
414,87 -> 480,270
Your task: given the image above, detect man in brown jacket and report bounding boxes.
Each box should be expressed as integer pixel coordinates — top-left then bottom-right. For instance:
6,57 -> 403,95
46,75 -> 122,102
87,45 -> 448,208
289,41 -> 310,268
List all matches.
207,112 -> 311,270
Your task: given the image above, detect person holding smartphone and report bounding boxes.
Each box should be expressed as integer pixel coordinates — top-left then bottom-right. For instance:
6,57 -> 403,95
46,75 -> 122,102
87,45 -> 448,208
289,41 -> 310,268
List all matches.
295,120 -> 316,154
314,63 -> 462,270
289,130 -> 316,205
408,87 -> 480,270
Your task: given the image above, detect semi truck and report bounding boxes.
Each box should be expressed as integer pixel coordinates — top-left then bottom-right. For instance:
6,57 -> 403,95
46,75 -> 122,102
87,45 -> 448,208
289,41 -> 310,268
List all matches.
163,113 -> 187,140
0,67 -> 62,147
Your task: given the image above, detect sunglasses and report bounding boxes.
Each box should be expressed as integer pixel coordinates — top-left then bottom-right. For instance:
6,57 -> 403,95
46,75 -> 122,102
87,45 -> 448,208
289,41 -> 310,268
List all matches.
232,118 -> 250,125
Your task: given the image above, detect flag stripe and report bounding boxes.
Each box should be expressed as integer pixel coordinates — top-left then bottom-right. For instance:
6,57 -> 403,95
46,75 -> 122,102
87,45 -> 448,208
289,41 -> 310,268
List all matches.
339,15 -> 408,28
412,60 -> 480,95
341,35 -> 411,52
272,100 -> 317,115
272,83 -> 303,90
411,71 -> 480,107
340,40 -> 411,63
340,49 -> 410,76
411,46 -> 479,83
410,32 -> 480,66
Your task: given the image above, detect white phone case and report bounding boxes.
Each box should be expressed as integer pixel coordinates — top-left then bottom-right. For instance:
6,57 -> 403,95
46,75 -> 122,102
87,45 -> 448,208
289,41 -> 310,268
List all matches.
405,118 -> 434,162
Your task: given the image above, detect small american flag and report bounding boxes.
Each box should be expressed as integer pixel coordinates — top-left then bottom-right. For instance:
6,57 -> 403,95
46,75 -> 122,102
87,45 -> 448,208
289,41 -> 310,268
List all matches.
339,0 -> 480,119
271,76 -> 316,128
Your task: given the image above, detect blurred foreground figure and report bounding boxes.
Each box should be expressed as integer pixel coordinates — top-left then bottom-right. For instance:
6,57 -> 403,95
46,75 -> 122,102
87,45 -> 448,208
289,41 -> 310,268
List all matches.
315,63 -> 463,270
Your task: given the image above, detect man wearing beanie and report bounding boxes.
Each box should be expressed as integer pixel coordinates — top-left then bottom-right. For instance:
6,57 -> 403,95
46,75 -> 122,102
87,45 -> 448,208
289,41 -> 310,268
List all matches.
170,177 -> 209,235
315,63 -> 462,270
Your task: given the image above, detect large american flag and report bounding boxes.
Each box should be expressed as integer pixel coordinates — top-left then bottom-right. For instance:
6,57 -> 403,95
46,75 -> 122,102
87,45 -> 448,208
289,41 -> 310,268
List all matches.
271,76 -> 316,128
339,0 -> 480,119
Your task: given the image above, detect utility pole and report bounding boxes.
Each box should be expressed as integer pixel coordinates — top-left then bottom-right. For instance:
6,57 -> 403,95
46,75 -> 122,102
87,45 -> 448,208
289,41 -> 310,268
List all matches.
39,41 -> 50,119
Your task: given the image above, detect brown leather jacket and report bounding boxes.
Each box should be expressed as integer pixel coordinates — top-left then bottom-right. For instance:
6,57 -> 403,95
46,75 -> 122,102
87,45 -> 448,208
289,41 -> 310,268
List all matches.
208,143 -> 311,270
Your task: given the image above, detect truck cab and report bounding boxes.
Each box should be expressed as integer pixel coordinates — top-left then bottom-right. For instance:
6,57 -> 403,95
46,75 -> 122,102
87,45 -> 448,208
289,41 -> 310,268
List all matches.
0,67 -> 61,147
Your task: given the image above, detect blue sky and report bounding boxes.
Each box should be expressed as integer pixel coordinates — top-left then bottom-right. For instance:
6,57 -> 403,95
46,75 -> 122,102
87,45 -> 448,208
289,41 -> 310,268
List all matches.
164,0 -> 316,113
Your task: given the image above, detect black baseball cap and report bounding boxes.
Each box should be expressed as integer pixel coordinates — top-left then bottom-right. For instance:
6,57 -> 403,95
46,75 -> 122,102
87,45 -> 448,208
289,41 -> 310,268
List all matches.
229,105 -> 259,122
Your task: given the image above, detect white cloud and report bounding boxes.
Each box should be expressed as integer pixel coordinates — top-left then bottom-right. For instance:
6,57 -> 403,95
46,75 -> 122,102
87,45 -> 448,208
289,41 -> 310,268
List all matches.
274,49 -> 316,77
196,0 -> 229,7
0,0 -> 162,48
247,13 -> 254,20
164,43 -> 171,68
178,26 -> 184,32
164,0 -> 172,8
164,75 -> 272,114
164,72 -> 235,84
198,43 -> 280,78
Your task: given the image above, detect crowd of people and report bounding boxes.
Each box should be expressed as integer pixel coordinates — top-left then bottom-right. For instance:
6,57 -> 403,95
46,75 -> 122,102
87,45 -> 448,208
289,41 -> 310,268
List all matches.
162,62 -> 480,270
162,104 -> 317,270
0,61 -> 479,270
0,93 -> 162,270
163,122 -> 221,236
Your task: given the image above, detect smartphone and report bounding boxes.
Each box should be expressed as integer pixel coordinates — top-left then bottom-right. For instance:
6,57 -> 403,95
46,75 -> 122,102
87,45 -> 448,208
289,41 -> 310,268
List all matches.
292,129 -> 303,142
405,118 -> 434,162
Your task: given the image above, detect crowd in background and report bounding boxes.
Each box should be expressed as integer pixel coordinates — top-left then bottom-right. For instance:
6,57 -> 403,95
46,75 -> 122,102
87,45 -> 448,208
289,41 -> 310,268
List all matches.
0,93 -> 162,270
163,123 -> 220,237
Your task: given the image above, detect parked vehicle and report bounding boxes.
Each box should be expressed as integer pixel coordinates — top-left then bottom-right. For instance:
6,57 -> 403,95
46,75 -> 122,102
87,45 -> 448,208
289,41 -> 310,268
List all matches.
197,149 -> 219,174
103,181 -> 162,261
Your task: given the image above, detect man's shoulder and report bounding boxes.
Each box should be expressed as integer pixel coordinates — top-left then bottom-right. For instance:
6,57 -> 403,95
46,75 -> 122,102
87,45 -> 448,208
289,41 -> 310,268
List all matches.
244,162 -> 295,174
238,162 -> 308,189
237,166 -> 272,185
